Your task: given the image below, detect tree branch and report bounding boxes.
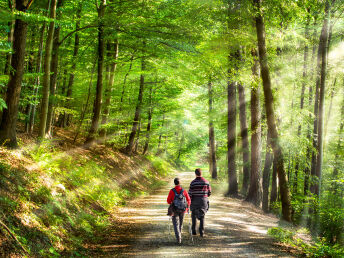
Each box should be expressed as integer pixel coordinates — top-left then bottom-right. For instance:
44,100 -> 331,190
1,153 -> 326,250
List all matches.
58,24 -> 97,45
0,220 -> 29,255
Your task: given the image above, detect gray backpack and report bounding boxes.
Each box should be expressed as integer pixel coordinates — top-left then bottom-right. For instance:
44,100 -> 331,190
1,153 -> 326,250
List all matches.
172,188 -> 187,212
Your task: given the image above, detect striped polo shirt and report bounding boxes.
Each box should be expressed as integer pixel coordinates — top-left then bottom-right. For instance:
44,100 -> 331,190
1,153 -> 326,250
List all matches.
188,177 -> 211,198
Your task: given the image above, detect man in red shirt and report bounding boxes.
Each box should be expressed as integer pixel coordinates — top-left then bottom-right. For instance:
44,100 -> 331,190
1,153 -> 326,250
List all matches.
167,178 -> 191,244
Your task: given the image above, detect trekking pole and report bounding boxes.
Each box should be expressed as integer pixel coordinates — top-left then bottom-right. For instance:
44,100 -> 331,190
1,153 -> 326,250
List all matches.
188,210 -> 194,244
168,216 -> 172,240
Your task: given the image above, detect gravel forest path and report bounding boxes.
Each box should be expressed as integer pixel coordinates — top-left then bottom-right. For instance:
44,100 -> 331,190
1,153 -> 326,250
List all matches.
90,171 -> 293,257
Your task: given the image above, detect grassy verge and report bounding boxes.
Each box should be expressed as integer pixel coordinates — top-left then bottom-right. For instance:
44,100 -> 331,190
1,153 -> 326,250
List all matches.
268,227 -> 344,257
0,141 -> 175,257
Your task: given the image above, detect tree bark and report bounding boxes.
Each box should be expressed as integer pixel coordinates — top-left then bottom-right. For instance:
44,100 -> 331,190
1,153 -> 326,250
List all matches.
99,39 -> 119,140
38,0 -> 57,140
208,79 -> 218,179
0,0 -> 31,148
125,50 -> 145,155
270,155 -> 278,208
143,84 -> 153,155
27,23 -> 45,134
245,53 -> 262,207
85,0 -> 106,145
4,0 -> 15,75
313,0 -> 331,197
227,69 -> 238,196
294,15 -> 310,194
46,0 -> 64,137
238,82 -> 249,192
253,0 -> 292,221
61,4 -> 81,127
262,131 -> 273,212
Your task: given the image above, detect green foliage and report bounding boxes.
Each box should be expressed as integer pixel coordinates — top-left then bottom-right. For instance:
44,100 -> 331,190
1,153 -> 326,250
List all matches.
268,227 -> 344,257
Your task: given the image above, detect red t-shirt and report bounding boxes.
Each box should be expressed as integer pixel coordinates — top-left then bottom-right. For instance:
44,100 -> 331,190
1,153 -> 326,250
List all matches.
167,185 -> 191,208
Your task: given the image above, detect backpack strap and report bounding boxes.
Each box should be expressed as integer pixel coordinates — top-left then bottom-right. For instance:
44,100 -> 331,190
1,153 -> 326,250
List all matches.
172,188 -> 178,196
172,188 -> 183,196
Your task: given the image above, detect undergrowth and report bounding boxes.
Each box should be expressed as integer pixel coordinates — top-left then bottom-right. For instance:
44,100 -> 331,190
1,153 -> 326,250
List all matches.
0,141 -> 174,257
268,227 -> 344,257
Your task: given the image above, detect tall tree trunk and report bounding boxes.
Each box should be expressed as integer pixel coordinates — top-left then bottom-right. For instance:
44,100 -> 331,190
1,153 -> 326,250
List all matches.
262,131 -> 273,212
125,50 -> 145,155
99,39 -> 119,140
38,0 -> 57,140
73,60 -> 96,143
238,82 -> 249,192
324,81 -> 335,140
120,52 -> 135,112
245,52 -> 262,206
313,0 -> 331,197
61,4 -> 81,127
4,1 -> 15,75
253,0 -> 292,221
46,0 -> 63,137
28,23 -> 45,134
294,15 -> 310,194
85,0 -> 106,145
227,70 -> 238,195
156,113 -> 165,155
270,155 -> 278,208
208,79 -> 218,179
0,0 -> 31,148
304,22 -> 318,196
143,84 -> 153,155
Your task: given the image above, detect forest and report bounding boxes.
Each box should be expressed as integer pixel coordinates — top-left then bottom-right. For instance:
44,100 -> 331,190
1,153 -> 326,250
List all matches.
0,0 -> 343,256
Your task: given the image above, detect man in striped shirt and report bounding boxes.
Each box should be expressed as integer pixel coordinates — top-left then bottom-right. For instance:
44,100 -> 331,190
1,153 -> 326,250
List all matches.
188,168 -> 211,237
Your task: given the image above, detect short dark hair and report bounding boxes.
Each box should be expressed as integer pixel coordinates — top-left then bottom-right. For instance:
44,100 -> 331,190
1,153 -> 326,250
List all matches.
174,177 -> 180,185
195,168 -> 202,176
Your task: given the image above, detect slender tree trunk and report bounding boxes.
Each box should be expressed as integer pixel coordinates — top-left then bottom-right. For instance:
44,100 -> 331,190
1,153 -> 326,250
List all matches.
85,0 -> 106,145
134,120 -> 141,153
120,53 -> 135,111
270,155 -> 278,208
46,0 -> 63,137
314,0 -> 331,197
4,1 -> 15,75
73,60 -> 96,143
38,0 -> 57,140
304,22 -> 318,196
99,39 -> 119,140
227,76 -> 238,195
208,79 -> 218,179
125,50 -> 145,155
262,131 -> 273,212
253,0 -> 292,221
238,82 -> 249,192
324,81 -> 335,140
245,53 -> 262,206
28,23 -> 45,134
294,16 -> 310,194
156,114 -> 165,155
0,0 -> 31,148
61,4 -> 81,127
143,84 -> 153,155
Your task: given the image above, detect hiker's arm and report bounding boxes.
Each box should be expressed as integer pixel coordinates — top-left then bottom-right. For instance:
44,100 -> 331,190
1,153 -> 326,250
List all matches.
167,189 -> 174,204
208,184 -> 212,197
184,191 -> 191,207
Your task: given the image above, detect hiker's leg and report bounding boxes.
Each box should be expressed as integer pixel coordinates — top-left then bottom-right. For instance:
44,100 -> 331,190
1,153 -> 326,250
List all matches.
191,212 -> 197,235
179,212 -> 185,232
199,215 -> 205,236
172,215 -> 181,242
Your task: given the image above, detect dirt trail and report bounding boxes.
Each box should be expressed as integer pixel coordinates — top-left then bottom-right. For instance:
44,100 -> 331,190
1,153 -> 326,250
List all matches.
91,172 -> 293,257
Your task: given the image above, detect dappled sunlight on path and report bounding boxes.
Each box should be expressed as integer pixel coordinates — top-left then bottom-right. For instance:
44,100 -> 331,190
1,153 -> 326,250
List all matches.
92,172 -> 292,257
